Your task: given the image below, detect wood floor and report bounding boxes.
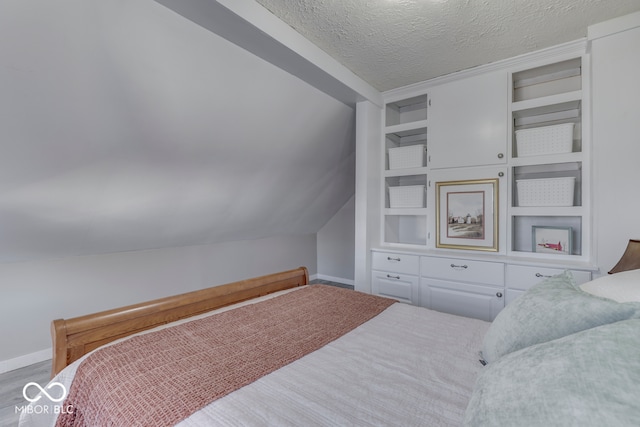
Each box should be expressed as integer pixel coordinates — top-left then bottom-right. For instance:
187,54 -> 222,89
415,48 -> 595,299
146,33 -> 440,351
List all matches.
0,360 -> 51,427
0,280 -> 352,427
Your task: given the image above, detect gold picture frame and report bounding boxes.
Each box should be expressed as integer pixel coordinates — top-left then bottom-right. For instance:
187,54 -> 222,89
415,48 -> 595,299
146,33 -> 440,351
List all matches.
436,178 -> 499,251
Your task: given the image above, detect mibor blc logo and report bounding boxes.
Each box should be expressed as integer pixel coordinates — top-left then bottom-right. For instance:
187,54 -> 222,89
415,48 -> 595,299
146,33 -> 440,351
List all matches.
23,382 -> 67,402
16,382 -> 73,416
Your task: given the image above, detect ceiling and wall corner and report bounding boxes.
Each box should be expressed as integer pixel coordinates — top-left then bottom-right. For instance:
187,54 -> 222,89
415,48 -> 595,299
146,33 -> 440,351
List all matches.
0,0 -> 356,263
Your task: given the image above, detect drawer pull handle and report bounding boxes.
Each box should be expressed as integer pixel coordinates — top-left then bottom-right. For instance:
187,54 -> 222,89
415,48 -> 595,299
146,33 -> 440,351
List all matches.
387,257 -> 401,262
387,274 -> 401,280
496,292 -> 503,298
535,273 -> 552,278
450,264 -> 468,269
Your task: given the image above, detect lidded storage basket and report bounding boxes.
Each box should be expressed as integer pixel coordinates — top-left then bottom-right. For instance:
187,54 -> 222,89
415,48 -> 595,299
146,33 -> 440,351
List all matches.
516,177 -> 575,207
388,144 -> 425,169
389,185 -> 425,208
515,123 -> 574,157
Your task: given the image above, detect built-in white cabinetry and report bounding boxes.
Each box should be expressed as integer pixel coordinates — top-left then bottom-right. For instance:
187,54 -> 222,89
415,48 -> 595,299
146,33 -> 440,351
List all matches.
369,42 -> 597,322
372,249 -> 505,320
383,96 -> 428,247
420,256 -> 505,322
371,251 -> 419,304
505,264 -> 592,304
421,280 -> 504,322
371,250 -> 594,321
428,71 -> 508,169
508,55 -> 590,261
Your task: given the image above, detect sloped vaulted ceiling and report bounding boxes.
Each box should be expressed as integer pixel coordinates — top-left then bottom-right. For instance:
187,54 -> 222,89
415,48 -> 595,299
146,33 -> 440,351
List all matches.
0,0 -> 355,262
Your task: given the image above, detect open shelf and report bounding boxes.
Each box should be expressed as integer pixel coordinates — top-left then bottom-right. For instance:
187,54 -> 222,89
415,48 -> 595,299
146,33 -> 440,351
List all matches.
508,55 -> 588,261
512,58 -> 581,103
511,215 -> 582,256
384,214 -> 428,246
385,95 -> 428,127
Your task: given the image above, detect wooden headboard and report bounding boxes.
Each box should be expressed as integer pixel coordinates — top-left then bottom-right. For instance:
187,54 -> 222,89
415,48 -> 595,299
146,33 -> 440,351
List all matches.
51,266 -> 309,378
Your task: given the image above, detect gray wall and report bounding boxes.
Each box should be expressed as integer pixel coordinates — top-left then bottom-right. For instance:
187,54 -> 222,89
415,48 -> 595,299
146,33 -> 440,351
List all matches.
0,234 -> 316,364
317,196 -> 355,283
591,17 -> 640,273
0,0 -> 355,263
0,0 -> 355,369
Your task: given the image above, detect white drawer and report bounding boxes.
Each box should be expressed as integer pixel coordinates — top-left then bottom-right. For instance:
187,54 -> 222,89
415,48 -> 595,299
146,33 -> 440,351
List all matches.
372,270 -> 418,304
506,265 -> 592,291
372,252 -> 420,275
421,278 -> 504,322
420,256 -> 504,286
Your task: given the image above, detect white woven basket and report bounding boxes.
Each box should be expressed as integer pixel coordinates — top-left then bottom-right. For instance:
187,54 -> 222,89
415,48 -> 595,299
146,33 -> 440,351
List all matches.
389,185 -> 425,208
388,144 -> 425,169
515,123 -> 574,157
516,177 -> 575,207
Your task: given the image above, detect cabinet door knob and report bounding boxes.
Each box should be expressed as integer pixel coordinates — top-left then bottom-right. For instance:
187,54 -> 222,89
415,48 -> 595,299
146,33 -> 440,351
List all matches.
497,153 -> 504,159
387,274 -> 400,280
498,172 -> 504,177
387,257 -> 401,262
496,292 -> 503,298
535,273 -> 552,278
450,264 -> 468,269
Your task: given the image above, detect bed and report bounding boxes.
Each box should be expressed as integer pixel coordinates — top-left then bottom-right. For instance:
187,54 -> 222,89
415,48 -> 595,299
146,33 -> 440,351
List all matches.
19,266 -> 640,426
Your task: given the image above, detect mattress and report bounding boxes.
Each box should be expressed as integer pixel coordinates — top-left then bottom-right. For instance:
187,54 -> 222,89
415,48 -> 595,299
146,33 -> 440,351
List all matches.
20,286 -> 490,427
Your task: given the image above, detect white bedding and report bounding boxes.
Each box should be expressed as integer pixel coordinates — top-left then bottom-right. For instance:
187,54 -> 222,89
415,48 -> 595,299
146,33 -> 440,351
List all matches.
20,288 -> 489,427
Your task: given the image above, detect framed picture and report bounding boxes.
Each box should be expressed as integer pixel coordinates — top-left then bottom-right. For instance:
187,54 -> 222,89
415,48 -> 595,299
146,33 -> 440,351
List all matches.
436,178 -> 499,251
532,226 -> 572,255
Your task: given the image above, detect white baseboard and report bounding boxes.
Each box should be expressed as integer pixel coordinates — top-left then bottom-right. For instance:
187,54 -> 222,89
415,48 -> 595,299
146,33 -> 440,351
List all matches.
316,274 -> 354,286
0,348 -> 51,374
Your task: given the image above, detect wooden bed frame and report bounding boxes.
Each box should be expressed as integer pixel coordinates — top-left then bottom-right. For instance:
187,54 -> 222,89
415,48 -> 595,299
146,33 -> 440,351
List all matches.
50,266 -> 309,377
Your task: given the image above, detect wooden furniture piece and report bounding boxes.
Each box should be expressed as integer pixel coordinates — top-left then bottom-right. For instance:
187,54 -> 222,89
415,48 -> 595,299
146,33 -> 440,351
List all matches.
50,266 -> 309,377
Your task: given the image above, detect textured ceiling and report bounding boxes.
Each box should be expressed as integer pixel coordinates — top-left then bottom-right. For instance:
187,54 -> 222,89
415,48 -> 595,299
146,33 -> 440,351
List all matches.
255,0 -> 640,91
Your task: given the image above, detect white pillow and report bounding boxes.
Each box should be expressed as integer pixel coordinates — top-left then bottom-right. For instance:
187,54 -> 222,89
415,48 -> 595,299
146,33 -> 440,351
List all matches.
580,269 -> 640,302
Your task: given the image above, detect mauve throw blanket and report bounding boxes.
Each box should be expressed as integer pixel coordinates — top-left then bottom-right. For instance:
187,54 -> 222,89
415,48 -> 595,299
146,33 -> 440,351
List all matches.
55,285 -> 395,427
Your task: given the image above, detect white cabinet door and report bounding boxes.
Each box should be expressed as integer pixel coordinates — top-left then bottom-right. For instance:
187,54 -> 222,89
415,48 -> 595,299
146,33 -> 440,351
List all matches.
372,270 -> 419,304
420,278 -> 504,322
428,71 -> 508,169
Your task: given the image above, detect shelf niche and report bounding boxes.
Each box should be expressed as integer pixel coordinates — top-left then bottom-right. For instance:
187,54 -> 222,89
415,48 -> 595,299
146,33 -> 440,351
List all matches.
385,94 -> 428,127
512,162 -> 582,208
512,58 -> 581,103
512,215 -> 582,256
384,215 -> 427,246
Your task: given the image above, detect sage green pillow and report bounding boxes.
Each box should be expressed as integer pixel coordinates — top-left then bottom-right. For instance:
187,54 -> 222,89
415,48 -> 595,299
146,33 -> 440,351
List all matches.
481,270 -> 640,363
466,319 -> 640,426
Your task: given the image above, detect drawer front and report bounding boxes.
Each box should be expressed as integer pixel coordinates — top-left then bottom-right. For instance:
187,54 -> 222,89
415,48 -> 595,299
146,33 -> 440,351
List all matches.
420,256 -> 504,286
421,278 -> 504,322
506,265 -> 592,291
372,251 -> 420,275
372,270 -> 418,304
